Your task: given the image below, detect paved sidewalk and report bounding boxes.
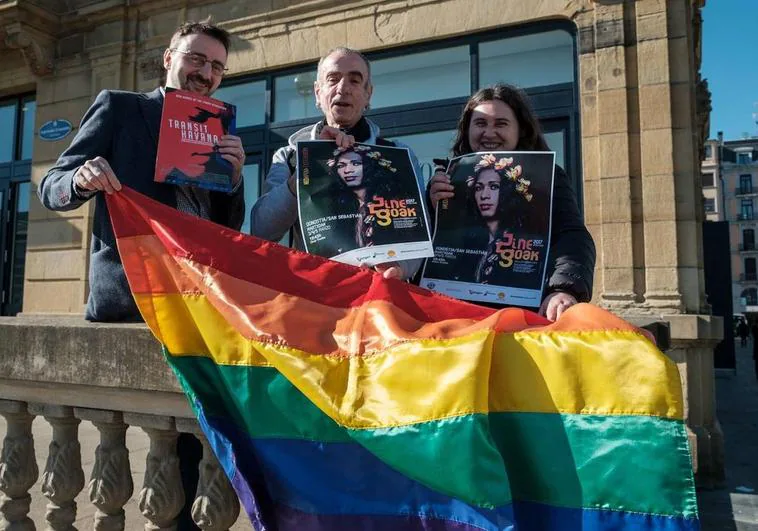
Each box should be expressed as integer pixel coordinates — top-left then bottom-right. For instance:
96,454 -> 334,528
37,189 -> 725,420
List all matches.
2,343 -> 758,529
698,341 -> 758,531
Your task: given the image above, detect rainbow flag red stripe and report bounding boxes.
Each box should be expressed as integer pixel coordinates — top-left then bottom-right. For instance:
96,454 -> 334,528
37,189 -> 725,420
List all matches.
107,187 -> 699,530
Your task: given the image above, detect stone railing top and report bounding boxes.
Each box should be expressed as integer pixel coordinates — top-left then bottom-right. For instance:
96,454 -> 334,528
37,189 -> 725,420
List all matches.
0,315 -> 169,390
0,315 -> 192,417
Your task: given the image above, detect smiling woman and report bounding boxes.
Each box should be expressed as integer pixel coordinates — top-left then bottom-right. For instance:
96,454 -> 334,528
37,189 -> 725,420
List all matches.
428,84 -> 595,321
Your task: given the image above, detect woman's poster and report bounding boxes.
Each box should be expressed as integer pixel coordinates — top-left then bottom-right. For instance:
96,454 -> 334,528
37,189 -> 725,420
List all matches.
297,141 -> 434,266
420,152 -> 555,307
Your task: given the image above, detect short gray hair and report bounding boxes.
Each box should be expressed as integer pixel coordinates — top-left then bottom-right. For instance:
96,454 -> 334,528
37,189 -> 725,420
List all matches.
317,47 -> 372,86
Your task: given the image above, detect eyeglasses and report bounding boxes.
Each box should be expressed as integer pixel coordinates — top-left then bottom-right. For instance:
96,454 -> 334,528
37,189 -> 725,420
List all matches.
171,49 -> 228,76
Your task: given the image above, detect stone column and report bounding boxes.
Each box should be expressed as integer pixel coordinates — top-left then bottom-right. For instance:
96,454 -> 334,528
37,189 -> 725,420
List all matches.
667,315 -> 725,488
33,405 -> 86,531
125,414 -> 184,531
76,408 -> 134,531
175,419 -> 240,531
577,1 -> 644,309
0,400 -> 38,531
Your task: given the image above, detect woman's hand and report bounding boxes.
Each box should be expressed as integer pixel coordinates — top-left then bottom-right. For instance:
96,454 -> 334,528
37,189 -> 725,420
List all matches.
429,171 -> 455,210
319,126 -> 355,148
539,291 -> 578,322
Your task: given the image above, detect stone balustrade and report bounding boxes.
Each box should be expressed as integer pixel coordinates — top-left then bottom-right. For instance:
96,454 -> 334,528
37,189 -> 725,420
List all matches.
0,312 -> 725,529
0,316 -> 240,530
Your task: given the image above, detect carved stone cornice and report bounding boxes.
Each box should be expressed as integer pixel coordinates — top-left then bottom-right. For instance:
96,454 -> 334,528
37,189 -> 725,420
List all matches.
2,22 -> 55,76
0,0 -> 59,78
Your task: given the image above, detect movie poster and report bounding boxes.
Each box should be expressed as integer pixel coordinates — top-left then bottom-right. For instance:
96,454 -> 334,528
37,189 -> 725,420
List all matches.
420,152 -> 555,307
154,88 -> 237,192
297,140 -> 434,266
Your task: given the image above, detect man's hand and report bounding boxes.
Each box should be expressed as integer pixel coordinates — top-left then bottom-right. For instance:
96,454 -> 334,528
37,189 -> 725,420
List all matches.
217,135 -> 246,185
73,156 -> 122,194
319,126 -> 355,148
539,291 -> 578,322
374,262 -> 404,280
429,171 -> 455,210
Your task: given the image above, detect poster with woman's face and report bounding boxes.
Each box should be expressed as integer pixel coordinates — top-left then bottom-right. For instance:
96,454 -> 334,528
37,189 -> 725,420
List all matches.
420,151 -> 555,307
296,140 -> 434,266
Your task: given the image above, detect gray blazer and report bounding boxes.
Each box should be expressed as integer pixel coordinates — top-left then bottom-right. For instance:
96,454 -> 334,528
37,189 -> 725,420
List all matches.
38,88 -> 245,322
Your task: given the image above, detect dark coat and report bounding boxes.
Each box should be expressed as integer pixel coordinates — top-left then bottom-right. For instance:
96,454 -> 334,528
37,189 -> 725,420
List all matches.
38,88 -> 245,322
543,165 -> 596,302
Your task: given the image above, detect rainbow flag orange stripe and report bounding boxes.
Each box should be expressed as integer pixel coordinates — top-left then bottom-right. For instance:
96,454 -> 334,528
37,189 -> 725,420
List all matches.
108,187 -> 698,530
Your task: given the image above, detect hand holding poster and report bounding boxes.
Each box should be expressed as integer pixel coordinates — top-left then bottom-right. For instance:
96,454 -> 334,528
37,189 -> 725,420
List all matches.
154,88 -> 237,192
297,141 -> 434,266
421,151 -> 555,307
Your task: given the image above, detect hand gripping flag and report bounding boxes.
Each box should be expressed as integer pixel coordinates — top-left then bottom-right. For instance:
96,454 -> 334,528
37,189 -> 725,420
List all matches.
107,187 -> 699,531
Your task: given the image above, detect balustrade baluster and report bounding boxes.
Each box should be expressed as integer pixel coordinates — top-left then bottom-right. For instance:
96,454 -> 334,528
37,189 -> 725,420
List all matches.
32,405 -> 85,531
75,409 -> 133,531
175,419 -> 239,531
0,400 -> 38,531
124,414 -> 183,531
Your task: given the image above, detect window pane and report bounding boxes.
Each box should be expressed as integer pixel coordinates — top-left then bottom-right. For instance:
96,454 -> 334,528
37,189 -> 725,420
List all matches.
214,81 -> 266,127
241,161 -> 261,234
543,130 -> 566,169
274,70 -> 320,122
370,47 -> 470,109
701,172 -> 714,187
9,182 -> 30,315
388,130 -> 456,186
0,103 -> 17,163
479,30 -> 575,89
20,100 -> 35,160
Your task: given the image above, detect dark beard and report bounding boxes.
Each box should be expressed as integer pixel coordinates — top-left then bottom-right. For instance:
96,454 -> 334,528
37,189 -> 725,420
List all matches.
182,73 -> 212,92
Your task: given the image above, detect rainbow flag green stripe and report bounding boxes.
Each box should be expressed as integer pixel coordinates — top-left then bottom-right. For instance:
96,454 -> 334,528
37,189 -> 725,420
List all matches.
170,353 -> 697,518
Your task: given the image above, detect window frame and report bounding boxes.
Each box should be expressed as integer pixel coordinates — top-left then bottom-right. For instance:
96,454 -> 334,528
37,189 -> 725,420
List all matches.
0,92 -> 34,316
218,19 -> 582,216
740,174 -> 753,194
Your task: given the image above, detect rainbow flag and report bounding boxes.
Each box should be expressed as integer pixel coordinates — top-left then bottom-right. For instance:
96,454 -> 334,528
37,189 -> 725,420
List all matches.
107,187 -> 699,531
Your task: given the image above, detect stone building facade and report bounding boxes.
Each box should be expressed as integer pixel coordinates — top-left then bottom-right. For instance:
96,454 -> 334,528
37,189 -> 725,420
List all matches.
702,135 -> 758,317
0,0 -> 724,496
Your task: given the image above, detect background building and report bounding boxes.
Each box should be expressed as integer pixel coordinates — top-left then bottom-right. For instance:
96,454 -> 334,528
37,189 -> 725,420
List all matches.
702,134 -> 758,317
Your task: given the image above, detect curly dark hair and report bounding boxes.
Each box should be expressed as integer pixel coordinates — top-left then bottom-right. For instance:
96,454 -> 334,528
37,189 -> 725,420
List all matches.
452,84 -> 549,157
327,147 -> 396,210
464,160 -> 530,232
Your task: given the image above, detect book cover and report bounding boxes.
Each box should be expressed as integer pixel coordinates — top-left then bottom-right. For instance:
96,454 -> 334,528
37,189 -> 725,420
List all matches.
154,88 -> 237,192
296,141 -> 434,267
420,151 -> 556,307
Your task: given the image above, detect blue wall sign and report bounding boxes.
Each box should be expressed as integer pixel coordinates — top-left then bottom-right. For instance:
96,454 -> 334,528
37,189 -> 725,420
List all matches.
39,119 -> 73,141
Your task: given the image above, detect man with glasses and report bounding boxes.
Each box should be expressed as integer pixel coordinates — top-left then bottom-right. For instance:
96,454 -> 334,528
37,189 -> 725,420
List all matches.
39,20 -> 245,531
39,19 -> 246,323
